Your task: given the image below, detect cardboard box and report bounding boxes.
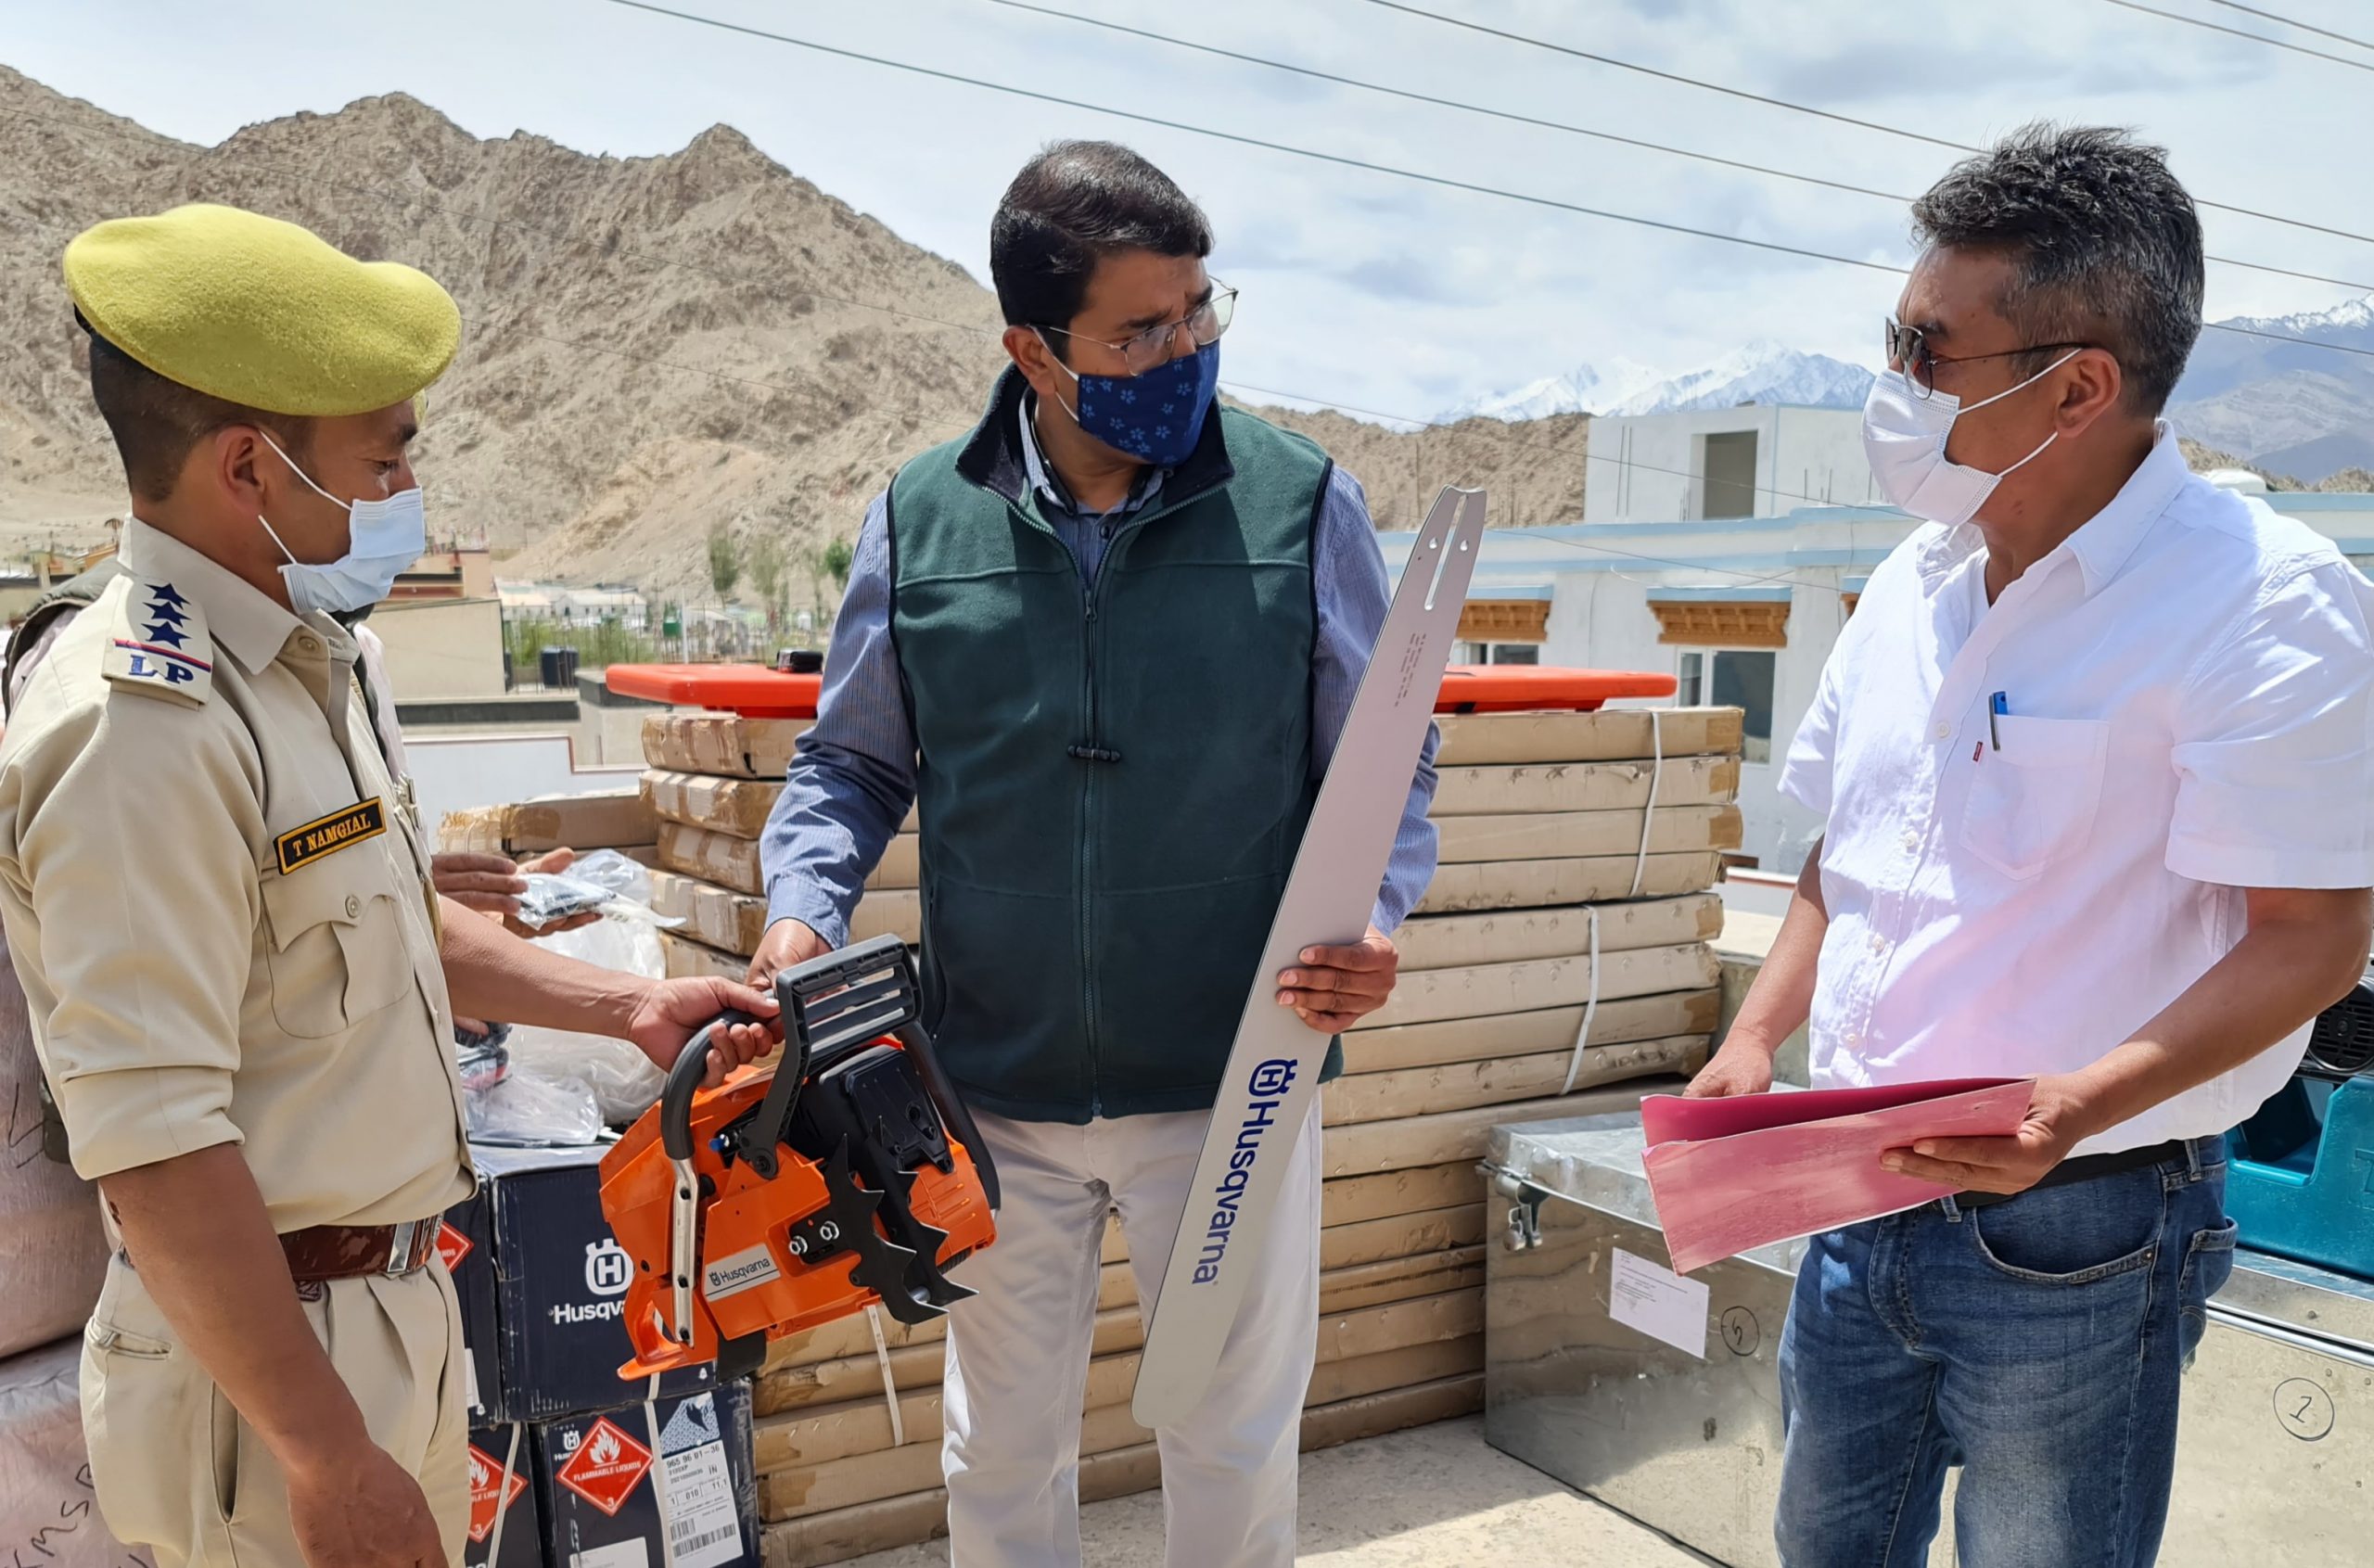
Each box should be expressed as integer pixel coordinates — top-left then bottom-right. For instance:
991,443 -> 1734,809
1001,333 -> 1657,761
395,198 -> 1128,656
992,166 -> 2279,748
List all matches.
535,1382 -> 759,1568
441,788 -> 658,857
464,1424 -> 542,1568
444,1145 -> 714,1424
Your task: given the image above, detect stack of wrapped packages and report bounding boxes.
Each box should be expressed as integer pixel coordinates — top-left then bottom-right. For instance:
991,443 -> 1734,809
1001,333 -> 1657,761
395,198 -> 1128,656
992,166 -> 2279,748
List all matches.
618,702 -> 1742,1566
635,715 -> 917,978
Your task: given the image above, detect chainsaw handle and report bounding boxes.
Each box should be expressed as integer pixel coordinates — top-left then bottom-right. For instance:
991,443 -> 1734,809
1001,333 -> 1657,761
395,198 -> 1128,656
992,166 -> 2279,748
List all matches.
896,1020 -> 1001,1213
660,1009 -> 762,1164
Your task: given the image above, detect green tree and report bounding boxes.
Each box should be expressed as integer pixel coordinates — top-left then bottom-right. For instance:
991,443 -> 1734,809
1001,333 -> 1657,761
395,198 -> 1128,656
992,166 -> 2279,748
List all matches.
748,534 -> 788,631
707,524 -> 744,601
821,536 -> 854,591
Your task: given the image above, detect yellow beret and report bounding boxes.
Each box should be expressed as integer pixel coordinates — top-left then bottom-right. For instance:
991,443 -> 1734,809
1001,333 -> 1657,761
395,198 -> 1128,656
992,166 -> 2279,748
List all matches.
63,203 -> 460,417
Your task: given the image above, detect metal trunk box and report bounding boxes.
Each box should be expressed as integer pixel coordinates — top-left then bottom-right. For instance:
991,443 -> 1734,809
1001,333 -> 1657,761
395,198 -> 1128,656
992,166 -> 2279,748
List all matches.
1483,1115 -> 2374,1566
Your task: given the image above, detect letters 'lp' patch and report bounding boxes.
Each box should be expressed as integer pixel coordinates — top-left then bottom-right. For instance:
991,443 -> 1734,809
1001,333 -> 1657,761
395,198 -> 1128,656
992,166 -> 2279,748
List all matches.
275,798 -> 388,875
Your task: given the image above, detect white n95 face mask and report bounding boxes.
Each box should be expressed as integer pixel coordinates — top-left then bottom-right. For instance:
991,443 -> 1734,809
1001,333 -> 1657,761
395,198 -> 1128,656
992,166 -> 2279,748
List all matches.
1861,349 -> 2081,528
252,429 -> 428,617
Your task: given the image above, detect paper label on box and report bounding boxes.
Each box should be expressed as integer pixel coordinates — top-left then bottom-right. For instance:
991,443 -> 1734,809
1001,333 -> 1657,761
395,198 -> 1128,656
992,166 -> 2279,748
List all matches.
661,1441 -> 743,1568
576,1543 -> 648,1568
1609,1246 -> 1709,1359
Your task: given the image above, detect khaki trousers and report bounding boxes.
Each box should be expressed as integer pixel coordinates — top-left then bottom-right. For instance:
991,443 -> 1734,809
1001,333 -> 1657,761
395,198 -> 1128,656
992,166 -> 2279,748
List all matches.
80,1254 -> 467,1567
941,1103 -> 1322,1568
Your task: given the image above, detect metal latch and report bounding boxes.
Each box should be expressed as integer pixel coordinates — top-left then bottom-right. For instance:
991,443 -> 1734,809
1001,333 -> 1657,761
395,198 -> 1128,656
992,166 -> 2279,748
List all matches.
1490,1167 -> 1550,1252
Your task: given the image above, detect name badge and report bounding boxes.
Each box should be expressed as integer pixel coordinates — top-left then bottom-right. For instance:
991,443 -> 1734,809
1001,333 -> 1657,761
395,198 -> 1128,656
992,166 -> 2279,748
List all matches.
275,798 -> 389,875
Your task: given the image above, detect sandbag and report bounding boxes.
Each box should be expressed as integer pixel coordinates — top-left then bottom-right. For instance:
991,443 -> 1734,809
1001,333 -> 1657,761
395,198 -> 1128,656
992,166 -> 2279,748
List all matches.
0,1337 -> 153,1567
1,927 -> 108,1360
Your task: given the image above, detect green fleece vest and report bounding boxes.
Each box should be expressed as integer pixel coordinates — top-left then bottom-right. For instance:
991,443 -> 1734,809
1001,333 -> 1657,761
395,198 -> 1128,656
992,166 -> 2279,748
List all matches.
888,376 -> 1335,1121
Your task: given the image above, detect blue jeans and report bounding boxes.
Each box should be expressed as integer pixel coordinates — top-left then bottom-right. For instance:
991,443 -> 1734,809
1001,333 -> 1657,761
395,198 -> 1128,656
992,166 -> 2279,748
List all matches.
1775,1139 -> 2235,1568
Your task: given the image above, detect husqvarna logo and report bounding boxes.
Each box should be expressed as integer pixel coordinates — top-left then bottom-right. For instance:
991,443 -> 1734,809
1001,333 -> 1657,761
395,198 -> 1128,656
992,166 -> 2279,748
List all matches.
585,1240 -> 632,1297
1191,1058 -> 1299,1285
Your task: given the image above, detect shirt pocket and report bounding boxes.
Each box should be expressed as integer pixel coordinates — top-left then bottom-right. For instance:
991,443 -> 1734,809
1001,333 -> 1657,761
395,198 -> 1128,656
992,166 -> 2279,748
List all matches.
1958,714 -> 2110,881
260,853 -> 414,1038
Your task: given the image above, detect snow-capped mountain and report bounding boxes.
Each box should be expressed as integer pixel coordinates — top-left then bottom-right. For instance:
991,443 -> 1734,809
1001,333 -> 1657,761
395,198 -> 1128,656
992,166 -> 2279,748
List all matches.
2170,293 -> 2374,480
1443,341 -> 1871,424
1443,359 -> 1665,422
1451,297 -> 2374,483
1606,340 -> 1874,416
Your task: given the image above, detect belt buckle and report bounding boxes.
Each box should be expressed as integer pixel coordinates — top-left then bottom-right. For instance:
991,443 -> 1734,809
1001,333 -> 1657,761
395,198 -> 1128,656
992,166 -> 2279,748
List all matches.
384,1218 -> 425,1278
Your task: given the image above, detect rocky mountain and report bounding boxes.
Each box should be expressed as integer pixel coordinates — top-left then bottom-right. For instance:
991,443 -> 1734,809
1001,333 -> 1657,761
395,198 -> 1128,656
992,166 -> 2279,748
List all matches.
0,67 -> 1583,597
2166,295 -> 2374,484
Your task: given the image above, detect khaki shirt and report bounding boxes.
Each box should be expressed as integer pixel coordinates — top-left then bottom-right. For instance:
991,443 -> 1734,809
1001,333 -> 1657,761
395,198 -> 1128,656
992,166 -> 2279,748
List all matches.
0,519 -> 469,1230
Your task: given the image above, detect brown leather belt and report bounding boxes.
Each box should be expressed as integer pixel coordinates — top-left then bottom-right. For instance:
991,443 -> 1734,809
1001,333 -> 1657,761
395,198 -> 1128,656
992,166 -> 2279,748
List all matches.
279,1219 -> 441,1281
126,1219 -> 443,1282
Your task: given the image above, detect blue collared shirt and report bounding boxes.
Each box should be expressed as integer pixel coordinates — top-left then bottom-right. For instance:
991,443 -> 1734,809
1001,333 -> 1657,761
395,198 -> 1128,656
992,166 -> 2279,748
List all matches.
761,397 -> 1441,947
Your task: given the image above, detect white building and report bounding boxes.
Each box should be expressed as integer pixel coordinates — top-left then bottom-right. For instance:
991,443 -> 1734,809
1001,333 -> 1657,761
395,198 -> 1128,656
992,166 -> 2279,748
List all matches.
496,580 -> 651,631
1583,406 -> 1876,524
1393,414 -> 2374,876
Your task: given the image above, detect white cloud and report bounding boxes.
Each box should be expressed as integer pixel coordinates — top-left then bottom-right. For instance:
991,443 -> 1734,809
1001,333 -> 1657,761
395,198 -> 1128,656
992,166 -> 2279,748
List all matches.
10,0 -> 2368,419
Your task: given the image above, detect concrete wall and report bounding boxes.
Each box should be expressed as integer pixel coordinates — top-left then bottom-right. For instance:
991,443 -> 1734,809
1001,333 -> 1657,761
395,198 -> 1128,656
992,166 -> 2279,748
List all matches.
370,596 -> 505,700
1584,406 -> 1871,524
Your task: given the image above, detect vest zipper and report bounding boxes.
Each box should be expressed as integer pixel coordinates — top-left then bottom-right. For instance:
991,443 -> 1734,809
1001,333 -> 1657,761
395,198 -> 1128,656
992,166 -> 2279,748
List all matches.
1079,514 -> 1130,1117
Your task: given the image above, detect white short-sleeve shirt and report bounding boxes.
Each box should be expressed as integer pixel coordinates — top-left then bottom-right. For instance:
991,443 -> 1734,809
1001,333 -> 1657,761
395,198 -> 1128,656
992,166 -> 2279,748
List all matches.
1781,426 -> 2374,1154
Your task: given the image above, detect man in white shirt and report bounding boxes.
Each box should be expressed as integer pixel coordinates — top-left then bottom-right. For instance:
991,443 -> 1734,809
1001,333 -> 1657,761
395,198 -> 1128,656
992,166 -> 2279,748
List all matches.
1690,123 -> 2374,1567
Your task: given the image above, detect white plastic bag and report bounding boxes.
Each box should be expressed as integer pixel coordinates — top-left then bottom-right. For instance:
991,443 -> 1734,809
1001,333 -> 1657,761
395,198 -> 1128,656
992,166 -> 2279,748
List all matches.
502,915 -> 670,1125
513,848 -> 683,933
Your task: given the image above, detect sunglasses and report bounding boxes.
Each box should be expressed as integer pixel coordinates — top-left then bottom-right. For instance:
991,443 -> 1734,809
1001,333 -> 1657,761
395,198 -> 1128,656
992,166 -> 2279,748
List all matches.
1884,317 -> 2088,398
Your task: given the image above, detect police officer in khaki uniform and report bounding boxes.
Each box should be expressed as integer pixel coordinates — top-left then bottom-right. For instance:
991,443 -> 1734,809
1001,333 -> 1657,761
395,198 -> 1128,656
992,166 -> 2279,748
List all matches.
0,203 -> 779,1568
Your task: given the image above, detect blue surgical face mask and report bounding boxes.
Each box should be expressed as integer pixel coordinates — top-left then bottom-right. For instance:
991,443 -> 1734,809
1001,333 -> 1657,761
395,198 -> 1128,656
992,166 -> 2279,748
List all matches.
253,430 -> 427,617
1039,336 -> 1220,468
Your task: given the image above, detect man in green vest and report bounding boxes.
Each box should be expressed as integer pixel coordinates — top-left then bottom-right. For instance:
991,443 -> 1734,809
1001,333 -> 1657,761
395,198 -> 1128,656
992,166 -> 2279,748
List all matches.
752,142 -> 1440,1567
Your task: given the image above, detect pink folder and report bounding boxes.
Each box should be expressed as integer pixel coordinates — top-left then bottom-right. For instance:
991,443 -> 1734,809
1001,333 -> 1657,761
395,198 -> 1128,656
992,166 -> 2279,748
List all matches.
1640,1078 -> 2036,1274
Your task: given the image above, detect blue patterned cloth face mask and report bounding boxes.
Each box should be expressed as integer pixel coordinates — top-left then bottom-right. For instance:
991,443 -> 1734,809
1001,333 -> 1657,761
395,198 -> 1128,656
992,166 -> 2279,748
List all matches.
1041,337 -> 1220,468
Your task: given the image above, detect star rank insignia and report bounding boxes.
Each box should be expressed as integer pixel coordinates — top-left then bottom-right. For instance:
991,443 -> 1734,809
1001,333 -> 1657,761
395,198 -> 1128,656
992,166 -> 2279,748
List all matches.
103,580 -> 213,706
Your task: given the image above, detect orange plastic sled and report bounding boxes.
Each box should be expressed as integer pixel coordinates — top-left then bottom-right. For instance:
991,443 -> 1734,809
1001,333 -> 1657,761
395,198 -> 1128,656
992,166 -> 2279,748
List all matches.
606,662 -> 1675,719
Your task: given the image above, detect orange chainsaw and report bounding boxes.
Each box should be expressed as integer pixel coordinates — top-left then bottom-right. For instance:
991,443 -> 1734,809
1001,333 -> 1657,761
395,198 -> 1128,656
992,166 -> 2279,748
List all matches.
597,936 -> 1000,1380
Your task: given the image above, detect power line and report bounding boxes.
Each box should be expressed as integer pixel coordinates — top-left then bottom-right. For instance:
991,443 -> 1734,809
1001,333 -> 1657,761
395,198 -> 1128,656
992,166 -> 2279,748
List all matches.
992,0 -> 2374,297
2207,0 -> 2374,50
2102,0 -> 2374,70
985,0 -> 1903,202
601,0 -> 1903,276
1360,0 -> 2374,249
596,0 -> 2374,364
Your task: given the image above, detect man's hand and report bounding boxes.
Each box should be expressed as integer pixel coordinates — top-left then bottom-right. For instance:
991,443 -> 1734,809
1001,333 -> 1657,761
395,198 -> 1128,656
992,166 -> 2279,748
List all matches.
624,977 -> 782,1087
1880,1074 -> 2100,1195
1684,1038 -> 1776,1099
430,851 -> 527,915
286,1441 -> 445,1568
431,848 -> 600,938
1277,927 -> 1399,1034
747,917 -> 832,988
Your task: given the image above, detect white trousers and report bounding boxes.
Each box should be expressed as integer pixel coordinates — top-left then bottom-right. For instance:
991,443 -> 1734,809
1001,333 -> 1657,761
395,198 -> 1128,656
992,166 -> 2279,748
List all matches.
942,1102 -> 1322,1568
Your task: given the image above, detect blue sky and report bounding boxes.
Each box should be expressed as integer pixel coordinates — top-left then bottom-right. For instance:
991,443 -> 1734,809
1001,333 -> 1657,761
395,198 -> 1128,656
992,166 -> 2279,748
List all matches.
9,0 -> 2369,421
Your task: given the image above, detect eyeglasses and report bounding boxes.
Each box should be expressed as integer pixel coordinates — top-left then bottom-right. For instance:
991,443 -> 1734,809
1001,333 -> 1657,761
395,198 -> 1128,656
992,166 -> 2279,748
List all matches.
1884,317 -> 2088,398
1040,284 -> 1238,376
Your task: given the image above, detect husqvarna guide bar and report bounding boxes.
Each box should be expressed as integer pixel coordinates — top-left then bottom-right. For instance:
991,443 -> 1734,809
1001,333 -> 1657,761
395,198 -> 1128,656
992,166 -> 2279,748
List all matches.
1131,485 -> 1486,1430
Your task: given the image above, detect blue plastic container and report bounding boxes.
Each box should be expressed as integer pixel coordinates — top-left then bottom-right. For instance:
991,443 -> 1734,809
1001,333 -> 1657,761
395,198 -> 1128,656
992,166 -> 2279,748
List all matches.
2225,1073 -> 2374,1283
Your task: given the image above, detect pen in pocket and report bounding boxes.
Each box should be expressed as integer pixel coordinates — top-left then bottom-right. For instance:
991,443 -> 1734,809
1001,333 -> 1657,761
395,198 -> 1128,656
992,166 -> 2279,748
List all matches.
1989,692 -> 2008,750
